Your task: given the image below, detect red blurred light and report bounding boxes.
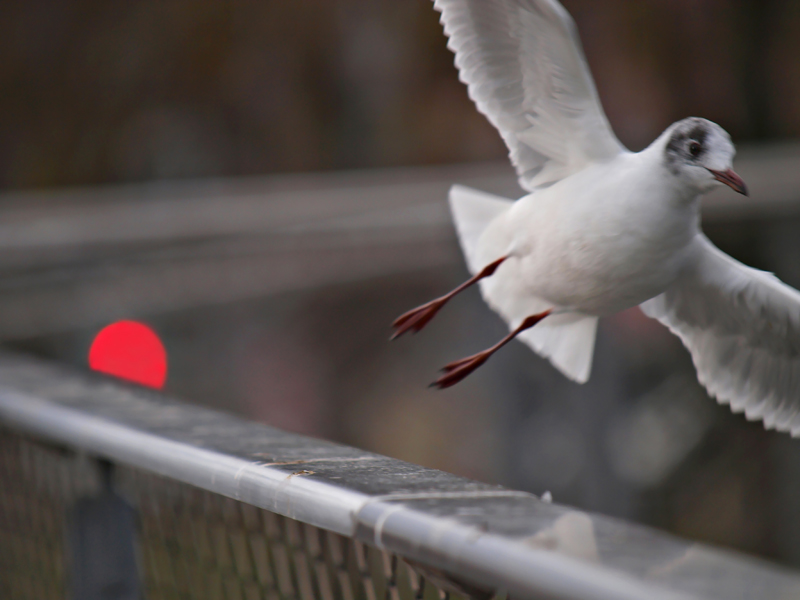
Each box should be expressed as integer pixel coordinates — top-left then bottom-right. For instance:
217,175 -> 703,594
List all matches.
89,321 -> 167,389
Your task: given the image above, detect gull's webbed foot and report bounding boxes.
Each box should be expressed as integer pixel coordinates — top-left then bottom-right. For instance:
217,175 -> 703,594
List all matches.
429,309 -> 552,389
430,351 -> 491,389
390,297 -> 448,340
390,255 -> 509,340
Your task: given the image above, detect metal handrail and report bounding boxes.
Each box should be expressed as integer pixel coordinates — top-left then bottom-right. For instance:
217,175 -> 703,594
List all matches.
1,351 -> 800,600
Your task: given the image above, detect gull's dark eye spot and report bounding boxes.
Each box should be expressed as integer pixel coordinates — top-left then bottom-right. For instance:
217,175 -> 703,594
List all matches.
689,141 -> 702,157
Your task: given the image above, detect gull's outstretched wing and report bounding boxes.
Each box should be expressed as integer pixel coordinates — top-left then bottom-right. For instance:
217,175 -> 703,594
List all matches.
641,235 -> 800,435
434,0 -> 625,191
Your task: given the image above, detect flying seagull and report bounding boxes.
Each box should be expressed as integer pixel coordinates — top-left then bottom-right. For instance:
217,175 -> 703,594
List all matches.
391,0 -> 800,436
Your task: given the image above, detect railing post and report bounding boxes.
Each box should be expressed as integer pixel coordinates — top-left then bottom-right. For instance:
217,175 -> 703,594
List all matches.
67,459 -> 139,600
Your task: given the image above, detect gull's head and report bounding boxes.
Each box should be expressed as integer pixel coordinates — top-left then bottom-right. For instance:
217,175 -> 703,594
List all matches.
662,117 -> 748,196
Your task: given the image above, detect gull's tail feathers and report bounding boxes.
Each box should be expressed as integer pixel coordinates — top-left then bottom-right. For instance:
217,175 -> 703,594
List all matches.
448,184 -> 514,275
515,314 -> 599,384
448,184 -> 598,384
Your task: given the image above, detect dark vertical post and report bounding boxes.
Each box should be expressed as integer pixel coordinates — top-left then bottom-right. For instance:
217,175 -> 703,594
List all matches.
67,459 -> 140,600
740,0 -> 779,140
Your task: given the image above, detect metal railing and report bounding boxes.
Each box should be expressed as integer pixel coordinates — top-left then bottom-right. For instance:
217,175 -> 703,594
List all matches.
2,351 -> 800,600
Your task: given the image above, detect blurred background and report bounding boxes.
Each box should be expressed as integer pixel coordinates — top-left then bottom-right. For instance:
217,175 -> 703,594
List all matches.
3,0 -> 800,569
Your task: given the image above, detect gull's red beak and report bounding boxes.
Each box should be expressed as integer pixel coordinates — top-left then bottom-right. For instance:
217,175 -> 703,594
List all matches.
708,168 -> 748,196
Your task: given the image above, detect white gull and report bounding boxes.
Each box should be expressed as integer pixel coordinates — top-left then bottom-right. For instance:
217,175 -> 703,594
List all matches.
391,0 -> 800,435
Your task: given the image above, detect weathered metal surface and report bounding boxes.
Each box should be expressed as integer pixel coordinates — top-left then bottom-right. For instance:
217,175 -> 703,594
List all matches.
2,351 -> 800,600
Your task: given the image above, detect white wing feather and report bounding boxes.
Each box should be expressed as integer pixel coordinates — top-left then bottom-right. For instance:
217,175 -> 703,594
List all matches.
433,0 -> 625,191
641,235 -> 800,435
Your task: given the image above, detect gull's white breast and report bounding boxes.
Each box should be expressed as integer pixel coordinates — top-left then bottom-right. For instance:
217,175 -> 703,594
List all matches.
478,152 -> 701,316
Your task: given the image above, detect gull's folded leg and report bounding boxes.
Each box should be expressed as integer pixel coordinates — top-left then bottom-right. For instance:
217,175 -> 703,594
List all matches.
390,256 -> 508,340
431,310 -> 552,389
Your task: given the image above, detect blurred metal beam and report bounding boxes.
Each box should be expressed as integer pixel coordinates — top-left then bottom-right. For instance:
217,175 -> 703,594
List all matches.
0,144 -> 798,340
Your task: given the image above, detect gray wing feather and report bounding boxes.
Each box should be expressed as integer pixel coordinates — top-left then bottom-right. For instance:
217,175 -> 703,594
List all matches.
641,235 -> 800,435
433,0 -> 624,191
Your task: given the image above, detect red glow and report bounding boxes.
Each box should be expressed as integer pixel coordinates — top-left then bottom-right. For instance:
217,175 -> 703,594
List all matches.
89,321 -> 167,389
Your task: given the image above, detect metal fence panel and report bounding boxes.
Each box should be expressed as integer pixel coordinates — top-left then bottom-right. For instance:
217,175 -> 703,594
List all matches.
2,351 -> 800,600
0,431 -> 472,600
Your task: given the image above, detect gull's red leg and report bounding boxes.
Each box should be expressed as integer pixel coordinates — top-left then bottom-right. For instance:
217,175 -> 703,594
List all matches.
431,309 -> 552,389
390,256 -> 508,340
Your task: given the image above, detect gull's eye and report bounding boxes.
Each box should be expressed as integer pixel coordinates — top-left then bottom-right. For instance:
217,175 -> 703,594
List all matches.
688,141 -> 702,157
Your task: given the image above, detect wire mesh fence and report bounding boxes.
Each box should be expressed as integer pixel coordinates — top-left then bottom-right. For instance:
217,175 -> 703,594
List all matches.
0,429 -> 478,600
5,351 -> 800,600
